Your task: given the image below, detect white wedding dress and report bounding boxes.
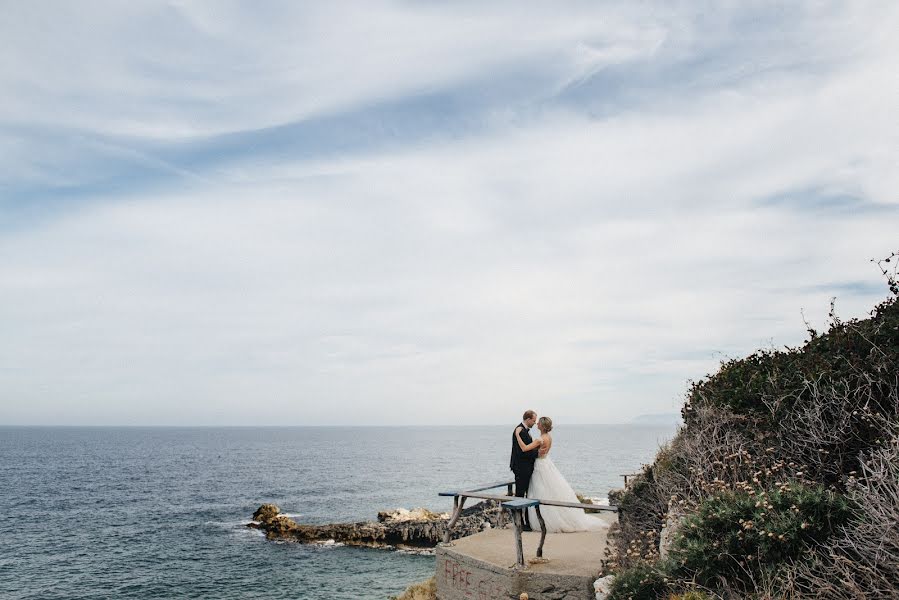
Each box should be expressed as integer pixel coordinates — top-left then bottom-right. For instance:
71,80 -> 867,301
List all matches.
526,438 -> 608,533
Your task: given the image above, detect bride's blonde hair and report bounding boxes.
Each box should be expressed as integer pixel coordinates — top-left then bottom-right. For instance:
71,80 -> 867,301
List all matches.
538,416 -> 553,432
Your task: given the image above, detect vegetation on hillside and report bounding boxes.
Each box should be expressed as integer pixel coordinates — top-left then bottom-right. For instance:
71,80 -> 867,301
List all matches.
389,577 -> 436,600
604,253 -> 899,599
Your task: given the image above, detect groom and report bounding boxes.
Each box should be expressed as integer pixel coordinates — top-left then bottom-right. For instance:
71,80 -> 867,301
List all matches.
510,409 -> 540,531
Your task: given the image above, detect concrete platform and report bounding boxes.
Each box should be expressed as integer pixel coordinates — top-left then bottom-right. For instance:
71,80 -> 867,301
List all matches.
436,513 -> 616,600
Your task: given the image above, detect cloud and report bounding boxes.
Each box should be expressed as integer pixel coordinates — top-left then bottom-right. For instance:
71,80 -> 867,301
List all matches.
0,2 -> 897,425
1,1 -> 662,137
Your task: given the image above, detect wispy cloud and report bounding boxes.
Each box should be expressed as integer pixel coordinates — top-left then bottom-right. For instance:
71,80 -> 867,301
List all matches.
0,1 -> 897,425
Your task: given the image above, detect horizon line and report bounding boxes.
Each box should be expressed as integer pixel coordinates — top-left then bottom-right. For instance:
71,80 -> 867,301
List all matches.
0,421 -> 682,428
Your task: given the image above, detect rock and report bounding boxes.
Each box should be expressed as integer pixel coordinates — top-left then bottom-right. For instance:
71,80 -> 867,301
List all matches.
248,500 -> 501,548
252,503 -> 280,522
378,507 -> 448,523
593,575 -> 615,599
658,501 -> 686,561
575,494 -> 603,514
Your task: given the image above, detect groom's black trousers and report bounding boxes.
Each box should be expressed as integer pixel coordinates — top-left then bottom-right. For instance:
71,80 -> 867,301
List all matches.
513,468 -> 532,498
513,467 -> 534,528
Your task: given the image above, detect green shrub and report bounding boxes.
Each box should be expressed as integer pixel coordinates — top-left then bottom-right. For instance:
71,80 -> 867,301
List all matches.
668,592 -> 715,600
668,483 -> 855,591
685,349 -> 797,417
606,562 -> 669,600
684,295 -> 899,425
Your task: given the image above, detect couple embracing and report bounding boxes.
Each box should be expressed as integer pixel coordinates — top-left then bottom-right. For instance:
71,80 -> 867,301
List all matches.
509,410 -> 606,533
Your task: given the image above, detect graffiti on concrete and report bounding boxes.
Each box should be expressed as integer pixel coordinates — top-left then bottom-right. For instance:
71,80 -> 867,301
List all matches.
439,557 -> 508,600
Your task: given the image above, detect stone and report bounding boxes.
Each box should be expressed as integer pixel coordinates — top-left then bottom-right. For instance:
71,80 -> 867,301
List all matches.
252,503 -> 280,522
248,500 -> 501,549
377,507 -> 448,523
593,575 -> 614,599
658,501 -> 686,561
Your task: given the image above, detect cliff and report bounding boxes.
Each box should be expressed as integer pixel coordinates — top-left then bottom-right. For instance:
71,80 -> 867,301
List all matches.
603,280 -> 899,599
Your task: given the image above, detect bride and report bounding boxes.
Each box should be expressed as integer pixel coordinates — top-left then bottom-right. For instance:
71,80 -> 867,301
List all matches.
514,417 -> 607,533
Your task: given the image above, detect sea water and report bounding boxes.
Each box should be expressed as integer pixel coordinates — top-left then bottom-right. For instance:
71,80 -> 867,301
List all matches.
0,425 -> 676,599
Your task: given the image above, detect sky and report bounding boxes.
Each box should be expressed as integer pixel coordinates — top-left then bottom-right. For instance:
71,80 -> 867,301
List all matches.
1,1 -> 897,426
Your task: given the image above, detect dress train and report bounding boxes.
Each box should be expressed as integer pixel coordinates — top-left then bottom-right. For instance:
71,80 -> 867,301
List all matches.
526,455 -> 607,533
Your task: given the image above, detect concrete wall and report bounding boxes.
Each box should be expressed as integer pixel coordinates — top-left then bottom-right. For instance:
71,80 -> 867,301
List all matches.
436,545 -> 595,600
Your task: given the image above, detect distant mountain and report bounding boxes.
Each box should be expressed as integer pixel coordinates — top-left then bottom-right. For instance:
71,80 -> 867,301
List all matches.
631,412 -> 682,425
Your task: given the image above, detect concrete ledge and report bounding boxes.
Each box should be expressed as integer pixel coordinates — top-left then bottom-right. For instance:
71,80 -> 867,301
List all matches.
436,513 -> 615,600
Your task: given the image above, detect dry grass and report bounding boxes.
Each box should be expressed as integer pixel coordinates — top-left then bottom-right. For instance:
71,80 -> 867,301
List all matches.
389,577 -> 436,600
790,438 -> 899,599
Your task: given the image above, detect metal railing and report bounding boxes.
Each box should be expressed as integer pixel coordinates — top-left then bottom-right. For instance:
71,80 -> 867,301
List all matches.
439,479 -> 619,567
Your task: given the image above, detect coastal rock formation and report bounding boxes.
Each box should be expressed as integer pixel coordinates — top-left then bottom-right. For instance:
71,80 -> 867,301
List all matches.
248,501 -> 501,548
252,504 -> 280,522
378,507 -> 448,523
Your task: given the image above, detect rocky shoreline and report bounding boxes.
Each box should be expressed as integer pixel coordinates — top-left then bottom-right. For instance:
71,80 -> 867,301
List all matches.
248,501 -> 502,549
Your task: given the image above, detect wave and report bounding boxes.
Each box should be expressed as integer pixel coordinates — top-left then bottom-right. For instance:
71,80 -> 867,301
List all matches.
397,547 -> 436,556
204,520 -> 267,539
583,496 -> 610,506
204,520 -> 251,528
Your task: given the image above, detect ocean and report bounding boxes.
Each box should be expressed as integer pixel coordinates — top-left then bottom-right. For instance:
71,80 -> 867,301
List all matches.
0,425 -> 676,599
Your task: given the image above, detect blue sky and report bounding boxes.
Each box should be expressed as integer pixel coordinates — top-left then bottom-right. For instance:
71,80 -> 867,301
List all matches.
1,1 -> 897,425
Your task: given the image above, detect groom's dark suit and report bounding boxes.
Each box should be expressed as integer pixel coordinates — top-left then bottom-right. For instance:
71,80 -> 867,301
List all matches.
510,422 -> 540,527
